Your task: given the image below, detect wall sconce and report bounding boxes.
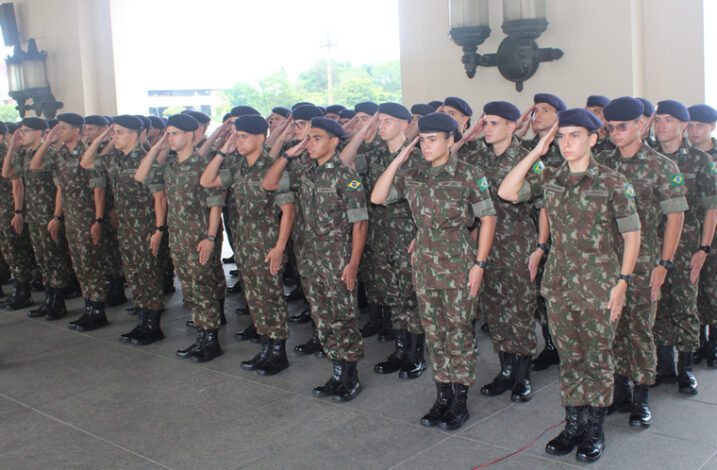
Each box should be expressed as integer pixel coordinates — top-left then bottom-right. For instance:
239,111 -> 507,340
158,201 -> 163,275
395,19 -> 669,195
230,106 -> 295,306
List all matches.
5,38 -> 63,118
448,0 -> 491,79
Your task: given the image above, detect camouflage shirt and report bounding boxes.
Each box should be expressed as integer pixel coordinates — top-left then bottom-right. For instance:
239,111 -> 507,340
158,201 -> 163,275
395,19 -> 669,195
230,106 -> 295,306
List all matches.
522,134 -> 563,168
0,141 -> 11,220
50,141 -> 97,223
11,145 -> 58,224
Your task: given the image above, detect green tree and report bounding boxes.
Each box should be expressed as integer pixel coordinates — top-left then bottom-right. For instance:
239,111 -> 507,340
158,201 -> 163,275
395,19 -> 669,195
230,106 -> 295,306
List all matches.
0,103 -> 21,122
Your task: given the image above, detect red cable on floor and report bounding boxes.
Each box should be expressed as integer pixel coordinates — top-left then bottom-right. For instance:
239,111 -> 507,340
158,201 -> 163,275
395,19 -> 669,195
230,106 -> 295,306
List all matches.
472,420 -> 566,469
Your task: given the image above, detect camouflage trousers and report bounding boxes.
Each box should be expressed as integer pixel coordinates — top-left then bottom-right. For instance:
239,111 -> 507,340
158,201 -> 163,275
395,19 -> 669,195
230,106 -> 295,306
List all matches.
655,243 -> 700,352
28,219 -> 72,288
242,262 -> 289,340
117,224 -> 163,311
548,299 -> 616,407
613,271 -> 657,385
102,222 -> 124,280
171,235 -> 225,330
482,267 -> 537,356
698,253 -> 717,329
416,287 -> 478,386
0,220 -> 33,283
64,218 -> 106,302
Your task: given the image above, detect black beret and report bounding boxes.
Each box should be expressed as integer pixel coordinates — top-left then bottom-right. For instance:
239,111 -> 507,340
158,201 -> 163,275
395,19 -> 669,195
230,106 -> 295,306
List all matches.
418,112 -> 461,140
234,115 -> 269,135
428,100 -> 442,110
354,101 -> 379,116
317,106 -> 326,115
326,104 -> 346,115
167,114 -> 199,132
483,101 -> 521,121
557,108 -> 603,132
113,115 -> 143,131
656,100 -> 689,122
636,98 -> 654,117
410,104 -> 435,117
378,102 -> 412,121
603,97 -> 644,122
688,104 -> 717,123
534,93 -> 567,112
271,106 -> 291,118
443,96 -> 473,117
292,105 -> 324,121
292,101 -> 314,110
586,95 -> 610,108
6,122 -> 17,134
84,115 -> 109,127
57,113 -> 84,128
148,115 -> 165,129
134,115 -> 151,130
20,117 -> 48,131
339,109 -> 356,120
104,115 -> 114,124
310,117 -> 344,138
222,113 -> 232,123
47,119 -> 58,129
0,122 -> 8,134
184,110 -> 210,124
231,105 -> 260,117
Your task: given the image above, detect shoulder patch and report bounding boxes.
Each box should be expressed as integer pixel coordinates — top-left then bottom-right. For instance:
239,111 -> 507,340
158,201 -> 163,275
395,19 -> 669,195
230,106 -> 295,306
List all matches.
623,183 -> 636,200
347,178 -> 362,190
478,176 -> 490,193
670,173 -> 685,187
709,161 -> 717,175
532,160 -> 545,174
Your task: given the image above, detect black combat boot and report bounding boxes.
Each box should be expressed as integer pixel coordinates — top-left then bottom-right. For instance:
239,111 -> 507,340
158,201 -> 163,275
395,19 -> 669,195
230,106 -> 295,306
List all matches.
294,325 -> 325,357
4,281 -> 32,310
177,329 -> 205,358
28,288 -> 51,318
677,351 -> 698,395
288,306 -> 311,323
67,299 -> 93,331
707,334 -> 717,368
73,300 -> 109,331
106,277 -> 127,307
373,329 -> 406,374
256,338 -> 290,376
132,309 -> 164,345
420,381 -> 454,427
240,336 -> 272,371
608,374 -> 633,414
511,354 -> 533,402
399,332 -> 428,379
313,360 -> 344,397
576,406 -> 607,463
694,324 -> 709,364
653,345 -> 677,385
333,360 -> 362,402
480,351 -> 515,396
63,276 -> 83,299
545,406 -> 585,455
438,384 -> 470,430
360,304 -> 383,338
163,269 -> 176,294
45,287 -> 68,321
234,322 -> 260,342
120,308 -> 146,343
284,284 -> 306,302
191,329 -> 223,363
629,384 -> 652,428
377,308 -> 395,341
532,323 -> 559,370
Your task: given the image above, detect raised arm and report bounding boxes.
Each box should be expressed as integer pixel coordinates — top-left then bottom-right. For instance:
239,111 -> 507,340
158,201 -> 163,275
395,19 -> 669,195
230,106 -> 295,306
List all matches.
370,136 -> 418,205
200,153 -> 226,189
134,133 -> 168,183
30,126 -> 61,171
339,113 -> 378,168
268,119 -> 296,160
80,127 -> 113,169
198,120 -> 232,158
498,123 -> 557,202
263,138 -> 307,191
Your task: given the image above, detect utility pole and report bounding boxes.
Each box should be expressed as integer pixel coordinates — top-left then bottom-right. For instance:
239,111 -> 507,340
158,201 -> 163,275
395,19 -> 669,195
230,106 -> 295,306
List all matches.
320,30 -> 335,104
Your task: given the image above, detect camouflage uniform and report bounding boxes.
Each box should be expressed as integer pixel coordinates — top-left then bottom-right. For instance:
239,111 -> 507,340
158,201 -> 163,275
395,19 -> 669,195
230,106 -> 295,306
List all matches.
288,153 -> 367,362
516,156 -> 641,407
698,139 -> 717,331
355,141 -> 421,333
148,151 -> 225,329
218,151 -> 293,339
602,144 -> 688,384
655,140 -> 717,352
389,156 -> 496,386
11,146 -> 73,289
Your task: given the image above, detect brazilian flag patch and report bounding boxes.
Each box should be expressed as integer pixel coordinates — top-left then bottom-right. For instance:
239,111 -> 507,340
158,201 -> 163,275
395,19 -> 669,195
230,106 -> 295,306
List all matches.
709,162 -> 717,175
670,173 -> 685,187
478,176 -> 490,193
347,179 -> 362,190
532,161 -> 545,174
623,183 -> 636,199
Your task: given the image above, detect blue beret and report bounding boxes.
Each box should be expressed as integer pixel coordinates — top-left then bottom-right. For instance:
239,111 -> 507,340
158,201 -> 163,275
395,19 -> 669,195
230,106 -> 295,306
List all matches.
557,108 -> 603,132
148,115 -> 165,129
410,104 -> 435,116
534,93 -> 567,112
134,115 -> 151,130
84,115 -> 109,127
57,113 -> 85,128
167,114 -> 199,132
0,122 -> 8,134
428,100 -> 442,110
586,95 -> 610,108
113,115 -> 143,131
688,104 -> 717,123
418,112 -> 462,140
317,106 -> 326,115
222,113 -> 232,123
483,101 -> 521,121
292,101 -> 314,110
326,104 -> 346,115
311,117 -> 344,138
47,119 -> 58,129
603,97 -> 644,122
231,105 -> 260,117
184,111 -> 210,124
292,105 -> 324,121
636,98 -> 654,117
378,102 -> 411,121
271,106 -> 291,118
234,115 -> 269,135
20,117 -> 48,131
656,100 -> 689,122
443,96 -> 473,117
354,101 -> 379,116
339,109 -> 356,120
104,116 -> 114,124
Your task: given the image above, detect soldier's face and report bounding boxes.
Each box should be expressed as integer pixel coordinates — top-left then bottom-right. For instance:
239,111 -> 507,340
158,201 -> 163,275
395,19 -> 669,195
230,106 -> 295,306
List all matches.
82,124 -> 104,143
377,113 -> 407,142
339,118 -> 351,125
306,128 -> 338,160
441,106 -> 469,131
19,126 -> 42,147
556,126 -> 597,161
687,121 -> 715,146
654,114 -> 686,143
587,106 -> 605,122
606,120 -> 641,149
235,131 -> 264,156
483,115 -> 516,145
267,113 -> 287,133
532,104 -> 558,132
293,120 -> 309,140
419,132 -> 452,163
356,112 -> 373,127
166,126 -> 193,152
112,125 -> 138,152
325,113 -> 341,122
57,122 -> 80,144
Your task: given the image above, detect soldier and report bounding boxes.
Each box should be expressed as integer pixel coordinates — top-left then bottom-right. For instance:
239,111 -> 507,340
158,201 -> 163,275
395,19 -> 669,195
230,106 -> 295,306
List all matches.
372,112 -> 497,431
262,117 -> 368,402
687,104 -> 717,366
586,95 -> 615,155
183,110 -> 211,148
637,97 -> 657,148
201,114 -> 295,375
499,108 -> 641,463
338,109 -> 356,126
147,116 -> 166,147
31,113 -> 110,331
652,100 -> 717,395
135,114 -> 226,362
267,106 -> 290,136
80,115 -> 167,345
325,105 -> 346,122
601,97 -> 687,428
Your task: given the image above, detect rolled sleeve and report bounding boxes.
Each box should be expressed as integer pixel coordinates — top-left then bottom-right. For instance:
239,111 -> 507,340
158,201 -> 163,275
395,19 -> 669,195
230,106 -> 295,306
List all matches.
347,207 -> 369,223
660,196 -> 689,214
205,189 -> 225,207
516,181 -> 534,203
472,198 -> 495,218
701,194 -> 717,210
616,213 -> 641,233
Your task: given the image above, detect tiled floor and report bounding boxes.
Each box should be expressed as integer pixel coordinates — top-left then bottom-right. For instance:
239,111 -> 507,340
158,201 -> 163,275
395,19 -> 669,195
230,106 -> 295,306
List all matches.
1,266 -> 716,469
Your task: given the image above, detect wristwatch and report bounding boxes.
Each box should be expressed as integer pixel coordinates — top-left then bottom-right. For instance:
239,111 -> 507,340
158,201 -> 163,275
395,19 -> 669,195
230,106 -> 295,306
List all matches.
53,215 -> 64,222
94,217 -> 104,224
618,274 -> 633,286
699,245 -> 712,254
207,235 -> 217,243
280,152 -> 292,161
536,242 -> 550,252
13,209 -> 23,215
474,260 -> 488,269
156,225 -> 167,233
657,259 -> 674,270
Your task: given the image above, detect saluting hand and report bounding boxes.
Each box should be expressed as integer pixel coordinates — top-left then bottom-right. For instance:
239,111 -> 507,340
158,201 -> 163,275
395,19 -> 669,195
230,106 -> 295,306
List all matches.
534,122 -> 558,157
393,136 -> 419,167
285,137 -> 308,158
515,106 -> 534,138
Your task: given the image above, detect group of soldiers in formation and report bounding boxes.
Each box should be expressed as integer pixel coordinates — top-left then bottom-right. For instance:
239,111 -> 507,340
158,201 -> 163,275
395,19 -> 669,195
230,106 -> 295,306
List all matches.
1,91 -> 716,463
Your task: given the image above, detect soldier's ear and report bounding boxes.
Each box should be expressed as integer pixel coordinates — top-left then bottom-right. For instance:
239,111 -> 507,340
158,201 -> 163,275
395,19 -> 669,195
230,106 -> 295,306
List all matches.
588,132 -> 598,147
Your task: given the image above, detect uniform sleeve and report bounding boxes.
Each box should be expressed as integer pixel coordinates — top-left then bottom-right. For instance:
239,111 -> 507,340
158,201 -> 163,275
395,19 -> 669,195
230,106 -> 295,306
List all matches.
144,163 -> 166,194
205,186 -> 226,208
218,153 -> 239,189
466,167 -> 496,218
698,155 -> 717,210
273,171 -> 295,207
515,161 -> 547,205
657,159 -> 689,214
611,175 -> 641,233
338,170 -> 368,223
354,151 -> 369,176
88,154 -> 109,189
9,151 -> 22,180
